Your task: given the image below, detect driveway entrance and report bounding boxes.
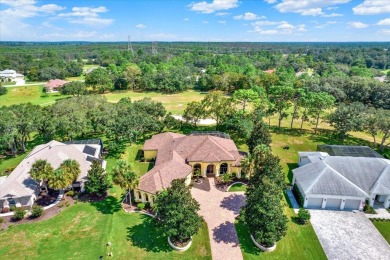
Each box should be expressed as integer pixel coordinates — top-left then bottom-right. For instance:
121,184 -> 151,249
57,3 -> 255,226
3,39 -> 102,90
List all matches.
310,210 -> 390,260
191,177 -> 245,260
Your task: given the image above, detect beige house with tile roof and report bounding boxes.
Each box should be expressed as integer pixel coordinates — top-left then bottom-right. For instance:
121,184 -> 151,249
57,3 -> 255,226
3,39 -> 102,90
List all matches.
134,132 -> 246,205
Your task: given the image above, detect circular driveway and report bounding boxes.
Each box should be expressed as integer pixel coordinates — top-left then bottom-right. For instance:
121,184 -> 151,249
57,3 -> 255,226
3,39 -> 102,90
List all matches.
191,178 -> 246,260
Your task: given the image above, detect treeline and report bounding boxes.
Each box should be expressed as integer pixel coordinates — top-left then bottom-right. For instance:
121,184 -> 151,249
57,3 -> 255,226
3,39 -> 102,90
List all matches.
0,96 -> 175,155
183,90 -> 390,150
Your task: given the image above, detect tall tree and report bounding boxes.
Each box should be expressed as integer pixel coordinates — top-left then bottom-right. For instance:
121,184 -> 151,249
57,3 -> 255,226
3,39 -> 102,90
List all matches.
183,101 -> 205,127
246,121 -> 271,154
233,89 -> 261,112
47,168 -> 70,190
154,179 -> 203,244
327,102 -> 366,141
29,159 -> 54,191
60,81 -> 87,97
85,67 -> 112,93
243,146 -> 287,248
269,85 -> 295,128
112,160 -> 139,207
59,159 -> 81,184
307,92 -> 335,134
84,160 -> 111,197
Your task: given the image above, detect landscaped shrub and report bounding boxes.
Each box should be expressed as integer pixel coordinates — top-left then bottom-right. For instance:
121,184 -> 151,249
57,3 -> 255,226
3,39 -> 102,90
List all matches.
145,202 -> 151,209
363,202 -> 376,214
31,206 -> 44,218
292,184 -> 304,207
137,203 -> 145,210
67,190 -> 75,197
10,206 -> 16,211
297,208 -> 311,225
13,208 -> 26,221
0,218 -> 4,224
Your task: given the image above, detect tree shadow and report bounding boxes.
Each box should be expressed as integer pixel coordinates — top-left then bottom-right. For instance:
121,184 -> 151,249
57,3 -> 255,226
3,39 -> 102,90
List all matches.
212,221 -> 240,246
126,216 -> 171,253
287,163 -> 297,184
235,220 -> 260,256
90,196 -> 122,214
220,194 -> 246,214
270,126 -> 309,137
104,140 -> 127,159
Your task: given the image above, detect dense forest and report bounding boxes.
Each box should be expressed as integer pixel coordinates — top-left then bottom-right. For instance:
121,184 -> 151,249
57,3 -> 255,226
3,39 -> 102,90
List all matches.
0,42 -> 389,155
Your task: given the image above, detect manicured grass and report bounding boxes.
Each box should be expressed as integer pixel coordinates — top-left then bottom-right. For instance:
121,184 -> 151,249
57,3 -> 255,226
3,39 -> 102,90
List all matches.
228,183 -> 247,192
0,196 -> 211,259
0,154 -> 27,175
236,196 -> 326,260
103,90 -> 206,114
0,85 -> 66,106
372,221 -> 390,243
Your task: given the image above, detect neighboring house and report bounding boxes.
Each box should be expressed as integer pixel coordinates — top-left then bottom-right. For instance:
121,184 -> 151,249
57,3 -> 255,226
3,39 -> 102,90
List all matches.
45,79 -> 68,92
0,69 -> 24,82
0,140 -> 105,212
134,132 -> 246,205
264,69 -> 275,74
293,146 -> 390,211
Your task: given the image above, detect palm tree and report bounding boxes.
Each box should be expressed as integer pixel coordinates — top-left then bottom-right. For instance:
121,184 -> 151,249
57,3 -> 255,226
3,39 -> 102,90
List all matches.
112,160 -> 139,207
48,168 -> 69,190
29,159 -> 54,191
59,159 -> 81,184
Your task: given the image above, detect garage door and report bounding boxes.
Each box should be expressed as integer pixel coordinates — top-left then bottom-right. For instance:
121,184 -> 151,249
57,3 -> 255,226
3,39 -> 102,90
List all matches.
344,199 -> 361,210
307,197 -> 323,208
326,198 -> 342,209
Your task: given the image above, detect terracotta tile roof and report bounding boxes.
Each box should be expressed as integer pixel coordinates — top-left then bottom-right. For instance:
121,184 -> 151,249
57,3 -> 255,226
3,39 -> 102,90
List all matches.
139,132 -> 243,194
45,79 -> 68,90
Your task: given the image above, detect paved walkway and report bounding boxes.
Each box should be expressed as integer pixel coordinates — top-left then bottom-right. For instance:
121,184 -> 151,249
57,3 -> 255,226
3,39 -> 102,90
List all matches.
310,210 -> 390,260
365,207 -> 390,219
285,189 -> 299,213
191,178 -> 246,260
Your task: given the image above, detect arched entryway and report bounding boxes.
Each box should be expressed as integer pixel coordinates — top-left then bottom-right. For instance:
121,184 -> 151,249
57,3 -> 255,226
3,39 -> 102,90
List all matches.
220,163 -> 228,174
206,164 -> 215,177
193,163 -> 201,175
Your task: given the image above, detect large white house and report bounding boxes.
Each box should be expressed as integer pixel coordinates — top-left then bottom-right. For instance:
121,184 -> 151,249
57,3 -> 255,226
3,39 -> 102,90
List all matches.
0,69 -> 24,81
0,140 -> 105,212
293,147 -> 390,211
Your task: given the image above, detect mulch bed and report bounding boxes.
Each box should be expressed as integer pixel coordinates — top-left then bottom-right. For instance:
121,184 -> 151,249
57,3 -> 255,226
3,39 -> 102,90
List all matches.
122,202 -> 155,216
0,195 -> 75,231
35,190 -> 60,207
192,177 -> 211,192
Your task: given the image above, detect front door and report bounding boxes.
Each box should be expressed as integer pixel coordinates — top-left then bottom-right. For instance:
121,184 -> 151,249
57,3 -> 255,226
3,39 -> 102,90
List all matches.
206,164 -> 214,177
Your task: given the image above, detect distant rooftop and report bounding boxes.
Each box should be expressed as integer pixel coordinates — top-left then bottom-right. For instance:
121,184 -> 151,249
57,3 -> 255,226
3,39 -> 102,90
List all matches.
317,145 -> 383,158
190,131 -> 230,139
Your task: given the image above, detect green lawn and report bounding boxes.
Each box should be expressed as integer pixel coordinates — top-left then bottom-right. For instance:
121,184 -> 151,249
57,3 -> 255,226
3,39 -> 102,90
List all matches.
228,183 -> 247,192
236,196 -> 326,260
0,196 -> 211,259
0,85 -> 66,106
372,221 -> 390,244
103,90 -> 206,115
0,154 -> 27,175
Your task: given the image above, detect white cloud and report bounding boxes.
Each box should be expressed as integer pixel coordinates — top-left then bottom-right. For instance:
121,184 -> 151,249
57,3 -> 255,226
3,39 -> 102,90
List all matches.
216,12 -> 230,16
275,0 -> 350,16
234,12 -> 265,20
1,0 -> 65,18
348,21 -> 369,29
189,0 -> 239,14
136,24 -> 147,29
250,20 -> 306,35
322,13 -> 343,17
203,21 -> 209,24
264,0 -> 278,3
353,1 -> 390,15
378,29 -> 390,34
184,18 -> 190,21
218,20 -> 226,24
57,6 -> 113,27
377,18 -> 390,25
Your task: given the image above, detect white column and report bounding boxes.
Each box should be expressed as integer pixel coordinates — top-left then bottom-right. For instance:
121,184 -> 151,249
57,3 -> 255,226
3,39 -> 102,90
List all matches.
340,199 -> 346,210
303,197 -> 308,208
369,195 -> 375,206
215,164 -> 220,177
384,195 -> 390,208
321,198 -> 327,209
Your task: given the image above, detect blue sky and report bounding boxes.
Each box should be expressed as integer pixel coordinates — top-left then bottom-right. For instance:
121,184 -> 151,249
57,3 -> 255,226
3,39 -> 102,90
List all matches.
1,0 -> 389,42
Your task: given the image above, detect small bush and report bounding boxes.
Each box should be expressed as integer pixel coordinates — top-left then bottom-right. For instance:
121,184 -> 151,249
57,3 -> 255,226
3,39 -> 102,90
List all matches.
31,206 -> 44,218
0,218 -> 4,224
363,203 -> 376,214
145,202 -> 151,209
67,190 -> 75,197
13,208 -> 26,221
297,208 -> 311,224
10,206 -> 16,212
137,203 -> 145,210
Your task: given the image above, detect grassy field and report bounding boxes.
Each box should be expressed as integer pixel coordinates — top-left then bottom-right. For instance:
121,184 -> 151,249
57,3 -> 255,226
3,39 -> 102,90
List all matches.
372,221 -> 390,244
235,197 -> 326,260
0,195 -> 211,259
228,183 -> 247,192
0,85 -> 66,106
103,90 -> 206,114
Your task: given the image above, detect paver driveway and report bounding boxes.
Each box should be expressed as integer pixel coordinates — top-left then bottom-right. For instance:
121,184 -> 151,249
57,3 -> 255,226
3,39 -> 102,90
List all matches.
310,210 -> 390,260
191,178 -> 246,260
